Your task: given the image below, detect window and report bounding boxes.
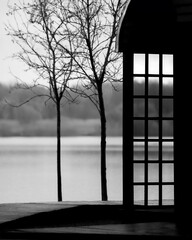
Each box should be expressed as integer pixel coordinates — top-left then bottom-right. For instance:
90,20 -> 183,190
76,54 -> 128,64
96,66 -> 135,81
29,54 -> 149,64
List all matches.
133,53 -> 174,206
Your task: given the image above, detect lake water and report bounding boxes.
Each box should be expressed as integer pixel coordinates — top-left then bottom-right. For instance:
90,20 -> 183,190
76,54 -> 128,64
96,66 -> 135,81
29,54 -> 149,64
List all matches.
0,137 -> 122,203
0,137 -> 174,205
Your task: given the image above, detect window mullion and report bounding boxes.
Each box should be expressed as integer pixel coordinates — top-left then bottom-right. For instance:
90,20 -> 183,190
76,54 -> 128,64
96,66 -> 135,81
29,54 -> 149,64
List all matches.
159,54 -> 163,206
145,54 -> 149,206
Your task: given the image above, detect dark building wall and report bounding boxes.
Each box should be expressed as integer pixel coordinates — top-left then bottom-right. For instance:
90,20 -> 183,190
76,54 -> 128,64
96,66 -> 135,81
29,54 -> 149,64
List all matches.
174,39 -> 192,230
118,0 -> 192,231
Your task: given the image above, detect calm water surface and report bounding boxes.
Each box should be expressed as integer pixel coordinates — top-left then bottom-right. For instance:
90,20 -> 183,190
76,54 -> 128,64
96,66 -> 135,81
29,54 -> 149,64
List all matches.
0,137 -> 174,204
0,137 -> 122,203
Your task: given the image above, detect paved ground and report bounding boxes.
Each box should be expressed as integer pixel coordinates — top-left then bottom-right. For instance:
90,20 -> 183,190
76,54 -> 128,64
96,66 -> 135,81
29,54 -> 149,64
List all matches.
0,202 -> 190,239
0,202 -> 82,224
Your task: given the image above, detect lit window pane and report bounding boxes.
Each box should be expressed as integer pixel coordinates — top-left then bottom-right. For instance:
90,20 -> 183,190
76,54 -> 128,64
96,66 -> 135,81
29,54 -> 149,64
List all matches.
148,186 -> 159,205
163,120 -> 173,139
148,164 -> 159,182
148,120 -> 159,138
163,77 -> 173,96
149,54 -> 159,74
162,185 -> 174,205
163,164 -> 174,182
134,120 -> 145,139
163,99 -> 173,117
148,142 -> 159,161
163,55 -> 173,75
134,142 -> 145,161
134,186 -> 144,205
134,77 -> 145,95
148,99 -> 159,117
134,163 -> 144,182
134,54 -> 145,74
163,142 -> 174,161
149,77 -> 159,95
134,99 -> 145,117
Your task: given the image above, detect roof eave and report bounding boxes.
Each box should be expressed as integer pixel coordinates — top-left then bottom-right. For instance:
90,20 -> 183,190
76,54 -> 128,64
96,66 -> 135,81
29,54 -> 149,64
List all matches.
115,0 -> 131,52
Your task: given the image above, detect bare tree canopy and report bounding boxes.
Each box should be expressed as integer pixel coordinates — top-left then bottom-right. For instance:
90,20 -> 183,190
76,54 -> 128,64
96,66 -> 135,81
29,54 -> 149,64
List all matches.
54,0 -> 125,109
6,0 -> 78,103
56,0 -> 126,201
6,0 -> 80,202
6,0 -> 126,201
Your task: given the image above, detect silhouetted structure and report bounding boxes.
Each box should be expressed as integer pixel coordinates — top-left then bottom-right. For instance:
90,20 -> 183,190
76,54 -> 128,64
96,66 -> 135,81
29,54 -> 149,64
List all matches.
117,0 -> 192,232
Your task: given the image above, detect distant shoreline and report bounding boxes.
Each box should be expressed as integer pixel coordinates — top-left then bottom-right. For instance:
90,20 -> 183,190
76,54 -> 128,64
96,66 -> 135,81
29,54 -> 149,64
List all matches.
0,118 -> 122,137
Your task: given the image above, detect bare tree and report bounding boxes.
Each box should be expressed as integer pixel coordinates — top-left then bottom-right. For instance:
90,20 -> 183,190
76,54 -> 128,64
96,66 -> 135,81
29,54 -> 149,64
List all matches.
54,0 -> 126,201
6,0 -> 78,202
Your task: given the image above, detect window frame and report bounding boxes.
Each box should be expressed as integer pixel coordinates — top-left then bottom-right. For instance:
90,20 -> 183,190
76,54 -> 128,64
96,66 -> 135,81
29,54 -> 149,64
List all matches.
132,53 -> 175,207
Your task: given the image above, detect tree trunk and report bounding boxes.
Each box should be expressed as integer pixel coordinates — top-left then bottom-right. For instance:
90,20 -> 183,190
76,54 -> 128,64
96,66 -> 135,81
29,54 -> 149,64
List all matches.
98,85 -> 108,201
56,102 -> 62,202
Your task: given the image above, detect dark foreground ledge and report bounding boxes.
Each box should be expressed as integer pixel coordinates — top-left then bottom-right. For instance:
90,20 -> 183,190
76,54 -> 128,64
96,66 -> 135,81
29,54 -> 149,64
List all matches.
0,202 -> 190,239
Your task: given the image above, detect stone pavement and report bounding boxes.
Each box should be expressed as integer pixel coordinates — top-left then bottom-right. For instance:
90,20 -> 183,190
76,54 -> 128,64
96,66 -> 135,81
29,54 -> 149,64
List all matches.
0,202 -> 190,239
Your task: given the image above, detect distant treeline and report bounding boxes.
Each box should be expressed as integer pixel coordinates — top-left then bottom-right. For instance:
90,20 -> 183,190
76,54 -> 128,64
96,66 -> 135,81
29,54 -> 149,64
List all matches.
0,80 -> 174,137
0,83 -> 122,137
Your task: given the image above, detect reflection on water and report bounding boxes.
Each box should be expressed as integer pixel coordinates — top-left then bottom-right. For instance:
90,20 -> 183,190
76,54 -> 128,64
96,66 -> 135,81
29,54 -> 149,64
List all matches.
0,137 -> 122,203
0,137 -> 174,205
